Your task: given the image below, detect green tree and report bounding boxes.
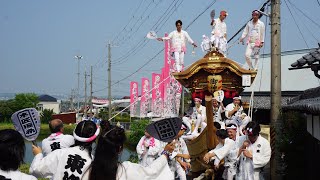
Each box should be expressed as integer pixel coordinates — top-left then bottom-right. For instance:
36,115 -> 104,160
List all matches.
127,119 -> 150,146
0,100 -> 14,122
13,93 -> 39,110
40,109 -> 54,124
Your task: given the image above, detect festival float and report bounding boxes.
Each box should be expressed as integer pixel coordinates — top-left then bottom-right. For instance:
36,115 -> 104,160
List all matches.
172,50 -> 257,178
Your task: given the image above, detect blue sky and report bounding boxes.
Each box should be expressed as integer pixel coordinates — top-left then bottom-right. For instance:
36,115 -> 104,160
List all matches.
1,0 -> 320,98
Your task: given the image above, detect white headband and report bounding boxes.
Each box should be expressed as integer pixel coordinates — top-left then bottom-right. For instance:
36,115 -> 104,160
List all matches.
233,96 -> 241,100
226,124 -> 237,130
73,125 -> 100,142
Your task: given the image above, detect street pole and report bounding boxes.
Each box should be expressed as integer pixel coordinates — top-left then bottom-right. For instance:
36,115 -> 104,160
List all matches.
180,87 -> 185,117
108,42 -> 112,120
84,71 -> 88,117
90,66 -> 93,113
270,0 -> 281,179
74,55 -> 83,118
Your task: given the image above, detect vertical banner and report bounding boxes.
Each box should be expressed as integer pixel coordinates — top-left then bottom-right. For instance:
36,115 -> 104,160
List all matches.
162,33 -> 179,117
140,78 -> 150,118
152,73 -> 163,117
130,81 -> 139,117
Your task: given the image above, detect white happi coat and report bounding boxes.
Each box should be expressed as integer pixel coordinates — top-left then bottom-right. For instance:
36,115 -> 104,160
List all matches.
236,135 -> 271,180
0,169 -> 37,180
42,132 -> 75,156
211,18 -> 227,53
241,19 -> 265,46
168,30 -> 194,53
169,138 -> 189,180
225,103 -> 243,127
136,136 -> 162,167
213,105 -> 225,128
82,155 -> 174,180
30,146 -> 92,180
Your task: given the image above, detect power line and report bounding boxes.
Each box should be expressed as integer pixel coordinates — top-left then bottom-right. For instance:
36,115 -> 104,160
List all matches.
94,0 -> 218,93
112,0 -> 146,43
283,0 -> 310,49
287,1 -> 320,43
288,0 -> 320,30
111,0 -> 183,66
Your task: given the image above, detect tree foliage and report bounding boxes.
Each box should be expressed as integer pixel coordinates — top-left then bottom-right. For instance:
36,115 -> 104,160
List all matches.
127,119 -> 150,146
0,93 -> 39,122
40,109 -> 54,124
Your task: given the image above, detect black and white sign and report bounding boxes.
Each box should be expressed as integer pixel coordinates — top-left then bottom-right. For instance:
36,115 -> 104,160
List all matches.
11,108 -> 40,141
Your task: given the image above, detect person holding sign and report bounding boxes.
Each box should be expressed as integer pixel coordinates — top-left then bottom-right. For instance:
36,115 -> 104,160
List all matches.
30,121 -> 99,180
83,121 -> 175,180
157,20 -> 197,72
0,129 -> 37,180
136,130 -> 162,167
42,119 -> 75,156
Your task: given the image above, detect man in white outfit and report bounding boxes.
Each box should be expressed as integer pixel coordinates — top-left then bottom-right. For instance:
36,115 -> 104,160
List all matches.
225,96 -> 244,128
158,20 -> 197,72
182,97 -> 207,135
212,98 -> 225,129
240,10 -> 265,71
42,119 -> 75,156
136,131 -> 162,167
237,121 -> 271,180
211,10 -> 228,56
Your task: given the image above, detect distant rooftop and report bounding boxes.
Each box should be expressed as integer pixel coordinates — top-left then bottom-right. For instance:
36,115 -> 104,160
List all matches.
38,94 -> 57,102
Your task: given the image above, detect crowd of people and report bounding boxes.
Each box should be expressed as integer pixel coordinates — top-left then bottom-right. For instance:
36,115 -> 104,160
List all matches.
0,96 -> 270,180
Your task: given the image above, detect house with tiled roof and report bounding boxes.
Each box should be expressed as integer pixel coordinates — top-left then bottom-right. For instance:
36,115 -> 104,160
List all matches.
240,48 -> 320,124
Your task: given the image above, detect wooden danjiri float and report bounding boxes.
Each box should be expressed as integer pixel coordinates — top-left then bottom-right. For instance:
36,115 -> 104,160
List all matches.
172,50 -> 257,179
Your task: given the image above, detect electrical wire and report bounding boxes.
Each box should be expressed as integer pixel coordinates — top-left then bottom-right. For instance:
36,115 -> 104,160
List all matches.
283,0 -> 310,49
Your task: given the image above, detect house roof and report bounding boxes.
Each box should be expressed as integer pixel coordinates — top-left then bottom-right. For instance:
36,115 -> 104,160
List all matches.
244,48 -> 320,92
285,86 -> 320,113
241,95 -> 292,109
290,48 -> 320,68
38,94 -> 57,102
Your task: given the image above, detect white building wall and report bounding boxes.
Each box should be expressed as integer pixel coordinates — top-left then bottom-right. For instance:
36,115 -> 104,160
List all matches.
38,102 -> 60,114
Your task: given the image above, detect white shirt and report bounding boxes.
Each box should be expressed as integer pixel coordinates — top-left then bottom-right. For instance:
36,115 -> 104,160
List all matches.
192,105 -> 207,121
0,169 -> 37,180
213,105 -> 224,122
225,103 -> 243,120
30,146 -> 92,180
241,19 -> 265,45
209,138 -> 235,165
136,136 -> 162,167
42,132 -> 75,156
237,135 -> 271,180
82,155 -> 174,180
211,18 -> 227,37
168,30 -> 194,52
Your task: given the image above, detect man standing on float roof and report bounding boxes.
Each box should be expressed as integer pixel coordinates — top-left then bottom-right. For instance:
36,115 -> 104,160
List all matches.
157,20 -> 197,72
211,10 -> 228,56
240,10 -> 265,71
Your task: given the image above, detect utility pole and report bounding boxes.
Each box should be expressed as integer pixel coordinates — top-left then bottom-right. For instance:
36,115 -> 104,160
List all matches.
74,55 -> 83,117
180,87 -> 185,116
84,71 -> 88,117
70,89 -> 75,111
270,0 -> 281,179
108,41 -> 112,119
90,66 -> 93,113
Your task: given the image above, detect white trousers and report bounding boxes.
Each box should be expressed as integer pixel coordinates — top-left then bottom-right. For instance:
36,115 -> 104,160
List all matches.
174,51 -> 185,72
175,163 -> 187,180
182,116 -> 206,134
245,43 -> 261,69
211,35 -> 227,56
